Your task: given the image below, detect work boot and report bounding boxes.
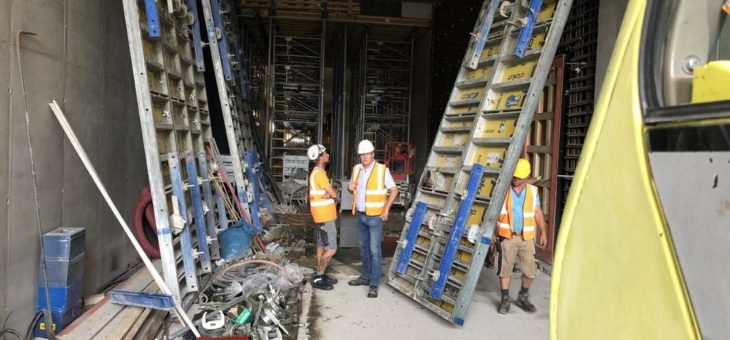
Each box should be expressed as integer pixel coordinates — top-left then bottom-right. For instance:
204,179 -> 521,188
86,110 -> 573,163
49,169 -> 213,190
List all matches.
348,276 -> 369,286
324,273 -> 338,284
312,275 -> 333,290
367,286 -> 378,298
497,296 -> 510,314
515,292 -> 536,313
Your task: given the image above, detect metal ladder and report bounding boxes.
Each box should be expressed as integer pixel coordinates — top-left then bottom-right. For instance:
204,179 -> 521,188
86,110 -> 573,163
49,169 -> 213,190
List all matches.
387,0 -> 572,325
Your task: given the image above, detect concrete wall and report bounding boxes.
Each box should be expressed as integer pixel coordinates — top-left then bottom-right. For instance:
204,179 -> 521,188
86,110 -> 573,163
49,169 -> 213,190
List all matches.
1,0 -> 146,332
596,0 -> 630,98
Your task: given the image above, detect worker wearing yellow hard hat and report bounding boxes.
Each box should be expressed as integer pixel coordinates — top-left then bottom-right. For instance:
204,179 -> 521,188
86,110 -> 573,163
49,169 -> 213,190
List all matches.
494,158 -> 547,314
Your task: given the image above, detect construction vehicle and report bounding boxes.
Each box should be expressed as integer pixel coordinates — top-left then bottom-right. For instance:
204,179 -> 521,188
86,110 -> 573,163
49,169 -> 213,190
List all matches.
551,0 -> 729,339
384,142 -> 416,207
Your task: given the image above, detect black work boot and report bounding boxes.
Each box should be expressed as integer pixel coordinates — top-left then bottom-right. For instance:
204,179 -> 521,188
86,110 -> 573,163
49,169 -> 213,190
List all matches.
324,273 -> 338,284
312,275 -> 333,290
348,276 -> 369,286
497,296 -> 510,314
367,286 -> 378,298
515,292 -> 537,313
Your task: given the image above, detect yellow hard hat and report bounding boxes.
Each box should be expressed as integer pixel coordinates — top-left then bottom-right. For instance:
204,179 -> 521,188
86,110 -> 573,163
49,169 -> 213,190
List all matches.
513,158 -> 531,179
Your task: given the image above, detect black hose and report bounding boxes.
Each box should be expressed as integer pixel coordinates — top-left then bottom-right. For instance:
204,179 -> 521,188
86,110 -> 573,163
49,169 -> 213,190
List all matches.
0,328 -> 23,340
24,312 -> 42,340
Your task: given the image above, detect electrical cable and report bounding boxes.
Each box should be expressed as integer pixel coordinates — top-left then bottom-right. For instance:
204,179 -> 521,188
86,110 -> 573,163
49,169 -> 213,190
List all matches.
15,30 -> 56,340
23,312 -> 42,340
0,328 -> 23,340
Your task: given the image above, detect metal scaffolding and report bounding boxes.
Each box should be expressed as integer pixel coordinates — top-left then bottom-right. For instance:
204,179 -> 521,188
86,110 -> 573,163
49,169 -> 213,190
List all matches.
268,29 -> 326,182
356,37 -> 413,162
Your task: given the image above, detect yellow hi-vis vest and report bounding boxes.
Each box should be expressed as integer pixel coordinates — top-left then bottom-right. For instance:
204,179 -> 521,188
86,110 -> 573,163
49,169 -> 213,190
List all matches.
497,184 -> 539,240
309,167 -> 337,223
351,162 -> 387,216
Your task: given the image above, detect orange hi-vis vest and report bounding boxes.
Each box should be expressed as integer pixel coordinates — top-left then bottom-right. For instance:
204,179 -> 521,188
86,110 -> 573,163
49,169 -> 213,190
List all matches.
309,167 -> 337,223
498,184 -> 539,240
351,162 -> 387,216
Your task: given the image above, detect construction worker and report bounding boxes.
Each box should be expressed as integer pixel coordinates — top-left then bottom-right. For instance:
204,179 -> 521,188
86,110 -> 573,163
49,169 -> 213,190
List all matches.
496,158 -> 547,314
347,139 -> 398,298
307,144 -> 339,290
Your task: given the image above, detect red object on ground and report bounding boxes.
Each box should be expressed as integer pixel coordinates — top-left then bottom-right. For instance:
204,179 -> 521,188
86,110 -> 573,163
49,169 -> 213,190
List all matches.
385,142 -> 415,181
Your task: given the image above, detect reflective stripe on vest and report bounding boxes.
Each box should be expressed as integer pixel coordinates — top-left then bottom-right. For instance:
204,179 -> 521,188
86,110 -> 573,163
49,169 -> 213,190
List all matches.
309,168 -> 337,223
497,184 -> 539,240
351,162 -> 387,216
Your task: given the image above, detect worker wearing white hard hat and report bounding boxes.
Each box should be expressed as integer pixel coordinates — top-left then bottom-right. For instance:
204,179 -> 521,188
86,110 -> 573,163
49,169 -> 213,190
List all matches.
306,144 -> 339,291
346,139 -> 398,298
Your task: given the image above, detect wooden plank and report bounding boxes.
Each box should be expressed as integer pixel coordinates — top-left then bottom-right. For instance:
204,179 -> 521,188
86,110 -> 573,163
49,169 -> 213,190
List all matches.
58,262 -> 161,339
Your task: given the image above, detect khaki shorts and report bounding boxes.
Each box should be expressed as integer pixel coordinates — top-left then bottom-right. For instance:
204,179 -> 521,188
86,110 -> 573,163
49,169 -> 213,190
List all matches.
316,220 -> 338,250
496,235 -> 537,279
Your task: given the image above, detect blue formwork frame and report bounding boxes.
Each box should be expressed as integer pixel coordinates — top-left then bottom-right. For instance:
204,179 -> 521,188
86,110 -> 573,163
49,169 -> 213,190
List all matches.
243,152 -> 262,231
210,0 -> 234,81
110,290 -> 175,310
430,164 -> 484,299
185,153 -> 212,273
467,0 -> 500,69
168,154 -> 199,292
187,0 -> 206,71
513,0 -> 544,58
144,0 -> 161,38
250,152 -> 275,214
396,202 -> 428,274
198,152 -> 220,260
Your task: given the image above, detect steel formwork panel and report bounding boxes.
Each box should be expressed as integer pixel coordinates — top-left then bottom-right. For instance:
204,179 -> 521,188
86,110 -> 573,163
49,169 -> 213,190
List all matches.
387,0 -> 572,325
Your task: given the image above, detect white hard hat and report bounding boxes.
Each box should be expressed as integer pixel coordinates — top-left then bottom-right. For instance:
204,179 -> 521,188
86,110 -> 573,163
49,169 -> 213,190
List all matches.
358,140 -> 375,154
307,144 -> 326,161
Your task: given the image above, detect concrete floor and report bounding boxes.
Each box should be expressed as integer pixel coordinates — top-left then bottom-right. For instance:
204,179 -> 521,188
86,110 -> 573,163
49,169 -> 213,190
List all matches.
297,213 -> 551,340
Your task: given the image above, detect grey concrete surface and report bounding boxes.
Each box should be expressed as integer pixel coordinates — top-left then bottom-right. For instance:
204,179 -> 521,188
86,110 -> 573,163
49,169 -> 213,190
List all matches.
299,212 -> 551,340
1,0 -> 146,333
300,256 -> 550,340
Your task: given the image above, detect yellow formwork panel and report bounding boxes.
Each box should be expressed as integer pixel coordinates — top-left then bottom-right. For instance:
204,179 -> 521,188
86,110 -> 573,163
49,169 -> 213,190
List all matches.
453,87 -> 485,103
152,102 -> 169,124
538,2 -> 557,22
416,236 -> 431,248
147,71 -> 165,94
691,61 -> 730,103
441,119 -> 474,129
489,90 -> 528,110
142,39 -> 158,61
469,146 -> 506,167
501,61 -> 537,82
436,132 -> 470,147
432,154 -> 461,168
476,117 -> 517,138
454,249 -> 473,263
428,298 -> 455,313
528,31 -> 547,51
156,131 -> 170,154
463,66 -> 493,81
480,44 -> 500,59
477,176 -> 497,198
466,205 -> 486,226
446,105 -> 480,115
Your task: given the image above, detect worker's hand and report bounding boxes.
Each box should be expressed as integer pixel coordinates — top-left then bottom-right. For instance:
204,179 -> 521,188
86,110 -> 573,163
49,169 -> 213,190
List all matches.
322,192 -> 331,199
380,209 -> 389,222
348,181 -> 357,192
539,233 -> 547,247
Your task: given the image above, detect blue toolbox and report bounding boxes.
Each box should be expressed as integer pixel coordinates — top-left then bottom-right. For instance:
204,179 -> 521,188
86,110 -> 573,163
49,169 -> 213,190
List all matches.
42,227 -> 86,260
34,301 -> 83,338
36,279 -> 82,311
38,253 -> 85,286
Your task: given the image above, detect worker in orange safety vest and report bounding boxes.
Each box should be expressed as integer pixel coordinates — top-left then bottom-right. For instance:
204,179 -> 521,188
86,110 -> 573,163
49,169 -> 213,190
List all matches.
495,158 -> 547,314
307,144 -> 339,290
